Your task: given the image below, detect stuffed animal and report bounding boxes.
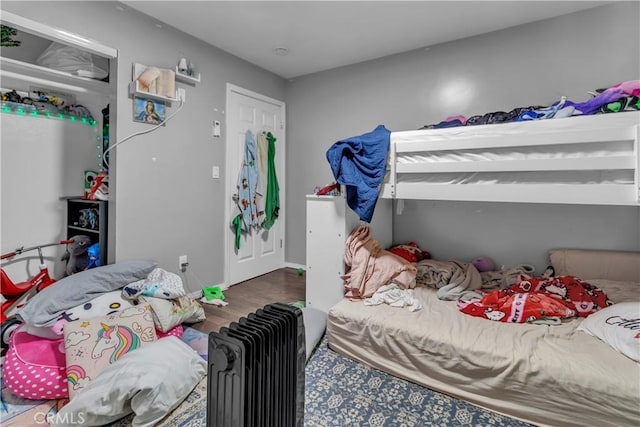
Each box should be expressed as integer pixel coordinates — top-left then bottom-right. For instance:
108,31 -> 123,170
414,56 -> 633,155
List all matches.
61,235 -> 92,277
472,256 -> 495,272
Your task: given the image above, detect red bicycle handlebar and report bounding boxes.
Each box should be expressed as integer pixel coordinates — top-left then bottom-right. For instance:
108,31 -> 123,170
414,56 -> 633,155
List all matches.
1,240 -> 74,260
1,251 -> 17,260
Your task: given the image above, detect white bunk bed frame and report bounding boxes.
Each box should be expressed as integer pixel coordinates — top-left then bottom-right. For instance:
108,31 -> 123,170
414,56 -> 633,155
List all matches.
381,112 -> 640,206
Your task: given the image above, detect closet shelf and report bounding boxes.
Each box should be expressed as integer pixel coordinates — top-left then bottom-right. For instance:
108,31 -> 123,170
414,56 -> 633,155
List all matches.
0,57 -> 111,97
1,101 -> 99,126
174,67 -> 200,85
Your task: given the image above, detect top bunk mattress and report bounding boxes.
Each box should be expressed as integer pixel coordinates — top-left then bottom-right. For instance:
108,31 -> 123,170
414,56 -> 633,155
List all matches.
327,281 -> 640,427
380,112 -> 640,205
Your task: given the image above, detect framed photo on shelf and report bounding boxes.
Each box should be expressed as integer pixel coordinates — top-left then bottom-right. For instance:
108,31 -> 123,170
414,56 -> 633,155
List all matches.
133,97 -> 165,125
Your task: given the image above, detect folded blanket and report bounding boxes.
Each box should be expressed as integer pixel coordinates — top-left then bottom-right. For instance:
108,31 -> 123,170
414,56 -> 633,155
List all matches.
415,259 -> 482,301
343,226 -> 416,299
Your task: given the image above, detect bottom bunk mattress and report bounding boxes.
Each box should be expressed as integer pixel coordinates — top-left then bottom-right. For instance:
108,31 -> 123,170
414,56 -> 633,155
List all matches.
327,284 -> 640,427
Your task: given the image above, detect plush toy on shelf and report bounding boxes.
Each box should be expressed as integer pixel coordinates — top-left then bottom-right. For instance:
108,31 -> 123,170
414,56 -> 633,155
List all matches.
61,235 -> 92,277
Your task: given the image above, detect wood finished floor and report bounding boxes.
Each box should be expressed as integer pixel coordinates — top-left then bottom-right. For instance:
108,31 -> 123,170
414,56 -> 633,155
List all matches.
190,268 -> 306,334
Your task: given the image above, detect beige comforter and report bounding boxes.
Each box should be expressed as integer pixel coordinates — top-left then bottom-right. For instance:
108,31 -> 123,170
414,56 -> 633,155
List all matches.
328,283 -> 640,427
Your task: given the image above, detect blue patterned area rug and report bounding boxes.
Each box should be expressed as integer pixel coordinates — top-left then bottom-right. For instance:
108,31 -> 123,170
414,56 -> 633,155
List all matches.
304,335 -> 534,427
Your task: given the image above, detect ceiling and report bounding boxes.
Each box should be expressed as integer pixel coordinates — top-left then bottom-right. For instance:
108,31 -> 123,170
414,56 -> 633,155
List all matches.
121,1 -> 607,79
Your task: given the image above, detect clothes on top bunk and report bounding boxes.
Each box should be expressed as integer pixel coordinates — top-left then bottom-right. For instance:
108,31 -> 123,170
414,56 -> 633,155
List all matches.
599,95 -> 640,114
516,96 -> 576,121
326,125 -> 390,223
463,105 -> 544,127
343,226 -> 416,299
420,79 -> 640,129
457,274 -> 612,323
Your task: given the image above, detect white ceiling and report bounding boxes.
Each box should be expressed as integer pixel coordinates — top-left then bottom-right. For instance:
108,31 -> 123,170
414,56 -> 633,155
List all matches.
121,1 -> 607,79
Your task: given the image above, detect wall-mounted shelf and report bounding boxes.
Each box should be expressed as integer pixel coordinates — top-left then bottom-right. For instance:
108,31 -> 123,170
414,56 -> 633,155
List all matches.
174,66 -> 200,85
130,63 -> 177,104
128,80 -> 177,103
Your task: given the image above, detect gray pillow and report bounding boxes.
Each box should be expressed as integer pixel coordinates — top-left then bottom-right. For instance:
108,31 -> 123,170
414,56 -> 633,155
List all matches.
18,260 -> 157,327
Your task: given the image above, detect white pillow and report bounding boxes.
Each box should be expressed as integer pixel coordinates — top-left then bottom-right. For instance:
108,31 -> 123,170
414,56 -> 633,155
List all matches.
577,302 -> 640,363
52,336 -> 206,427
138,295 -> 205,332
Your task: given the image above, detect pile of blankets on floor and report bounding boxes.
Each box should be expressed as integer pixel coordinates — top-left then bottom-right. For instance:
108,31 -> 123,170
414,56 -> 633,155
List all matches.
3,260 -> 207,425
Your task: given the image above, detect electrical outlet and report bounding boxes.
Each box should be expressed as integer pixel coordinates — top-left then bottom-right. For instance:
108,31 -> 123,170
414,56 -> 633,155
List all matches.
177,88 -> 186,102
179,255 -> 188,271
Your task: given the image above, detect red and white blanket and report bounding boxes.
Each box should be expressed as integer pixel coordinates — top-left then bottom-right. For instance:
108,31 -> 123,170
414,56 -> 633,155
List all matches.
457,275 -> 612,323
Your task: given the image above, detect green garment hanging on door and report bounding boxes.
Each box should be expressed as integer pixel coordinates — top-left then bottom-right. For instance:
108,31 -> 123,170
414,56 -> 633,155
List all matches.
263,132 -> 280,230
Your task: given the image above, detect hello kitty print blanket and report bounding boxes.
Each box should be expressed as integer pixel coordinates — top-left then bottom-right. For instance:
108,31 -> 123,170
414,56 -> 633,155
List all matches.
457,275 -> 611,323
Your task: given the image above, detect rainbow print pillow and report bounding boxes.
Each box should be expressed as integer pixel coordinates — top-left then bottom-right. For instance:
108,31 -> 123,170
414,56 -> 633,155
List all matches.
63,304 -> 157,399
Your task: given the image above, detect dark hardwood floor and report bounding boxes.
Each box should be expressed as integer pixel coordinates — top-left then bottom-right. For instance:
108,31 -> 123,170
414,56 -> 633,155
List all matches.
190,268 -> 306,334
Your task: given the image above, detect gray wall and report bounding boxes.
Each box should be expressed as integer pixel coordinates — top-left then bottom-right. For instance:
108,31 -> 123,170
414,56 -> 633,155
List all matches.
2,1 -> 285,291
285,2 -> 640,272
3,2 -> 639,284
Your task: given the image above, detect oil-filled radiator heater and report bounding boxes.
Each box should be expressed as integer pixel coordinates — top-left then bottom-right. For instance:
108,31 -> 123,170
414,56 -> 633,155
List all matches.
207,303 -> 305,427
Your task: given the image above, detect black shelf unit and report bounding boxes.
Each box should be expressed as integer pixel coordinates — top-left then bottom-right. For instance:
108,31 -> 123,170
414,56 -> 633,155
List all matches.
66,198 -> 108,266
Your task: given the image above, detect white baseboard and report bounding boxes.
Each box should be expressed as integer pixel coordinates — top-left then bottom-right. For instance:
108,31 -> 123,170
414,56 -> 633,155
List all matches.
284,262 -> 306,271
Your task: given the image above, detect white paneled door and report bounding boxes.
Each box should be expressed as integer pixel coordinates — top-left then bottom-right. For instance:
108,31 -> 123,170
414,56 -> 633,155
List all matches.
225,84 -> 286,286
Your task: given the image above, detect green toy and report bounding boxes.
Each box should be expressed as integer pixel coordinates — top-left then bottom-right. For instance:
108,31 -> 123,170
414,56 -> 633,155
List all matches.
203,286 -> 225,301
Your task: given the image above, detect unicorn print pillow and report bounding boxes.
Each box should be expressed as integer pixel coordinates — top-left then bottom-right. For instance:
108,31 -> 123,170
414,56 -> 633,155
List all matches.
63,304 -> 157,399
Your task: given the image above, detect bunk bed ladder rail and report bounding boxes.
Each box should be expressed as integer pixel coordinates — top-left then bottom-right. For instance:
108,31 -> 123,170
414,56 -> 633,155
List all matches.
207,303 -> 305,427
388,138 -> 397,197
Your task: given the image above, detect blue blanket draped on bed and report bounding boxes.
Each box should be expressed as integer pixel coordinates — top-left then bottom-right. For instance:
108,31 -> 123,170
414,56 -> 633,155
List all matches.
326,125 -> 390,223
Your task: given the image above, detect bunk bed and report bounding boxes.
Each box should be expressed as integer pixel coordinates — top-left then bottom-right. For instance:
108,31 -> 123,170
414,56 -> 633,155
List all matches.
322,111 -> 640,427
381,111 -> 640,206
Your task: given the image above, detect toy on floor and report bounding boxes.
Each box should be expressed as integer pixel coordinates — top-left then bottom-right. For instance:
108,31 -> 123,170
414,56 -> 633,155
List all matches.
202,286 -> 225,301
